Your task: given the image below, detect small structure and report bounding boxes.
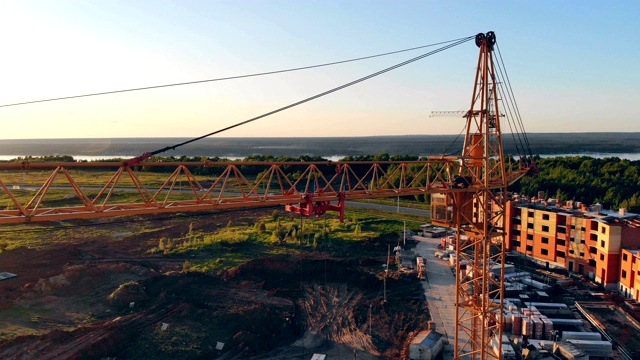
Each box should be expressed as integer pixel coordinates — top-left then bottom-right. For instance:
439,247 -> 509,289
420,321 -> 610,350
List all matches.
491,334 -> 516,359
416,257 -> 426,279
0,272 -> 17,281
409,330 -> 443,360
420,224 -> 448,238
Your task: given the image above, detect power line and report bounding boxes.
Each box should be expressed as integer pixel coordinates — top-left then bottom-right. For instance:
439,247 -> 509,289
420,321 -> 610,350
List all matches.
139,36 -> 476,160
0,36 -> 473,109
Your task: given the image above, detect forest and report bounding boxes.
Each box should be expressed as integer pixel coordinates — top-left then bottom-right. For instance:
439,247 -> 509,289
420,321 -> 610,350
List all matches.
511,156 -> 640,212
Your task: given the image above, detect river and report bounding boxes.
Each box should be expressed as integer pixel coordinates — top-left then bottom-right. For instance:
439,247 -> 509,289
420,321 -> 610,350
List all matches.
2,153 -> 640,162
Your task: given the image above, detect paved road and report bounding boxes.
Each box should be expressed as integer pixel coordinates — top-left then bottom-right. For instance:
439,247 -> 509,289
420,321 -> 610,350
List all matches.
413,235 -> 466,360
345,201 -> 431,217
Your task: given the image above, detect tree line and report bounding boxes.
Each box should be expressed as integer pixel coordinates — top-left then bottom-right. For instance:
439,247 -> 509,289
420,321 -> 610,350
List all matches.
511,156 -> 640,212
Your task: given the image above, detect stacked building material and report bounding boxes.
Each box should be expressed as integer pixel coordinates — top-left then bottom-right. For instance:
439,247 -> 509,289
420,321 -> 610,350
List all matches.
560,331 -> 601,342
566,340 -> 613,358
542,318 -> 554,340
532,316 -> 544,339
512,313 -> 522,336
556,342 -> 589,360
522,317 -> 533,337
503,311 -> 512,331
546,318 -> 584,327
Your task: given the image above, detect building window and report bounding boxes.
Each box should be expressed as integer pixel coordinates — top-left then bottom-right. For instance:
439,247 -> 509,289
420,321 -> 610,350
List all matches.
527,234 -> 533,240
527,223 -> 534,229
542,237 -> 549,244
570,237 -> 575,242
528,211 -> 534,217
580,252 -> 585,257
590,222 -> 598,231
590,233 -> 598,241
526,245 -> 533,252
543,214 -> 550,220
512,240 -> 521,247
588,259 -> 596,266
602,227 -> 606,234
581,227 -> 586,232
556,251 -> 566,258
600,240 -> 605,248
623,253 -> 628,261
557,239 -> 566,246
580,239 -> 586,244
623,270 -> 628,279
600,254 -> 605,261
542,225 -> 550,232
589,246 -> 597,254
571,225 -> 576,230
569,249 -> 574,254
541,249 -> 549,255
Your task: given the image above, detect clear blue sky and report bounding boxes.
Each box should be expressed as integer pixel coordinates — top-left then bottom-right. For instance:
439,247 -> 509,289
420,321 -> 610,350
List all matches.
1,0 -> 638,139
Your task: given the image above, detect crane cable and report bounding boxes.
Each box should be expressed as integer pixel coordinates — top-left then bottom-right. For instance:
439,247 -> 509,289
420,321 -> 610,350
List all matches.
495,43 -> 534,160
134,35 -> 476,162
0,36 -> 473,109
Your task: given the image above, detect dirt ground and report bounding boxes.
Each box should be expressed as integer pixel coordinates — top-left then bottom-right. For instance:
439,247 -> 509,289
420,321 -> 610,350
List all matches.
0,209 -> 429,359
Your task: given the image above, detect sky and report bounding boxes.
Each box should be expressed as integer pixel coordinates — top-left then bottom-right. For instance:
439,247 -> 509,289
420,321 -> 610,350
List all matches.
1,0 -> 638,139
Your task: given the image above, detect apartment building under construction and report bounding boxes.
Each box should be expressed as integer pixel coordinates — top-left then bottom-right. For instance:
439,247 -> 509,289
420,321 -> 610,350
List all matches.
506,196 -> 640,295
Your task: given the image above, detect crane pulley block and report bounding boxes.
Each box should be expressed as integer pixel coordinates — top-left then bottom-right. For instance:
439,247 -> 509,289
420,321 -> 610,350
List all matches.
284,192 -> 345,222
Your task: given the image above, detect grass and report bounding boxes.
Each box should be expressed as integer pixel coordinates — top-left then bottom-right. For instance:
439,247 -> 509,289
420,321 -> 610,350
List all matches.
145,208 -> 429,274
0,306 -> 53,338
0,195 -> 429,255
151,215 -> 323,272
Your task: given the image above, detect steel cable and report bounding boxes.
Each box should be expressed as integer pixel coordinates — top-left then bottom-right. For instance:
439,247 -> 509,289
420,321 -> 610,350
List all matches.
140,36 -> 476,159
0,36 -> 473,109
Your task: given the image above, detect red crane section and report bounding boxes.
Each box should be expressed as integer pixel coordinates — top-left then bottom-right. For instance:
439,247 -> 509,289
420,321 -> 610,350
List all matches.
0,158 -> 528,225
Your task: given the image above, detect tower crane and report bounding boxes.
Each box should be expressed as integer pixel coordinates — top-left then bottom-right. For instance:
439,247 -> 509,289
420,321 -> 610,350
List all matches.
430,30 -> 520,359
0,31 -> 534,359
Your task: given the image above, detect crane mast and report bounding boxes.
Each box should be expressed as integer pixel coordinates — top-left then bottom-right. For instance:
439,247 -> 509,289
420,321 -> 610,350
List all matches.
431,31 -> 506,359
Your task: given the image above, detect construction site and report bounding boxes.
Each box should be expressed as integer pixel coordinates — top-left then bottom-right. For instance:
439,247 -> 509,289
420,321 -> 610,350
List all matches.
1,31 -> 639,360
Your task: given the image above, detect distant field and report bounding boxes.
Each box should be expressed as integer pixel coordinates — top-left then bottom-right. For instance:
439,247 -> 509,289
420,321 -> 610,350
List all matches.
1,133 -> 640,158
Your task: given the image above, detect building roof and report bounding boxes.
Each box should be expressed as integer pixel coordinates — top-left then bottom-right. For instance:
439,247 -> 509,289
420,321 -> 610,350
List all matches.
512,201 -> 640,225
410,330 -> 443,347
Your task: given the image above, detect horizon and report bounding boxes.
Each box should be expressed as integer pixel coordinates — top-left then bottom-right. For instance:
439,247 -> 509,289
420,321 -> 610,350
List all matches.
2,133 -> 640,160
3,131 -> 640,142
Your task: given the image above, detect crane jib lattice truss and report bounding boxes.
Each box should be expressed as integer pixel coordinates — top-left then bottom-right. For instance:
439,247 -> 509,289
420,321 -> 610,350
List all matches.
0,32 -> 534,359
0,159 -> 527,224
